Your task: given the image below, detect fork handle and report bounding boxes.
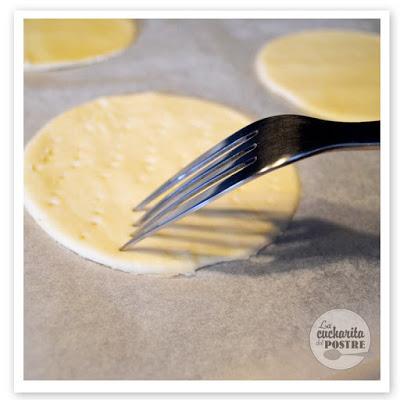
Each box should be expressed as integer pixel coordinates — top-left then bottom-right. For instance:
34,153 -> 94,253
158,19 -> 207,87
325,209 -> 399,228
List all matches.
255,117 -> 380,175
305,119 -> 380,150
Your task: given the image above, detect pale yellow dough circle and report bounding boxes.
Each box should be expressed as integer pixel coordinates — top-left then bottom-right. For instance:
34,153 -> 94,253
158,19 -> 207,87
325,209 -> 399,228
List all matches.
24,19 -> 136,68
256,30 -> 380,121
24,93 -> 300,275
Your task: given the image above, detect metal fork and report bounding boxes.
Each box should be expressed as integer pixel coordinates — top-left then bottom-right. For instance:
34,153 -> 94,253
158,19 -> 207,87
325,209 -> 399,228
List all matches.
120,115 -> 380,250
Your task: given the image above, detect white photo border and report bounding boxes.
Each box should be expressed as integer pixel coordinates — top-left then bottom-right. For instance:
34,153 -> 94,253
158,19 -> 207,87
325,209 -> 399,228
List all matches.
14,9 -> 390,394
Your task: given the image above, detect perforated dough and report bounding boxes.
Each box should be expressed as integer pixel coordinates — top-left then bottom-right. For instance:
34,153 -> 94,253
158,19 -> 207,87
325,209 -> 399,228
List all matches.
24,19 -> 136,68
24,93 -> 300,275
256,30 -> 380,121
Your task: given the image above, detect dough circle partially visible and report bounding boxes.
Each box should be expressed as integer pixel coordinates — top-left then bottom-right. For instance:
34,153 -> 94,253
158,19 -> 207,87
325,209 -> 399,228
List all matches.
24,93 -> 300,275
24,19 -> 136,69
256,30 -> 380,121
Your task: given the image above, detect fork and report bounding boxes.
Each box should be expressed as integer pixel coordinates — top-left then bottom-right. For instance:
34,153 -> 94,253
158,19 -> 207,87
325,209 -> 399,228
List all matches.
120,115 -> 380,250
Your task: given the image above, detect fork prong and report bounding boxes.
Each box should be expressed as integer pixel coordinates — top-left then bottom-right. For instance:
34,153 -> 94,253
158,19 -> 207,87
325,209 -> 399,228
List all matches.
136,152 -> 256,235
138,141 -> 258,225
120,160 -> 256,250
134,128 -> 258,210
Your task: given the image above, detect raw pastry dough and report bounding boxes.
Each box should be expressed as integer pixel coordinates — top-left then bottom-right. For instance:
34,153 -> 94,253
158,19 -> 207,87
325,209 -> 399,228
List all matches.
24,19 -> 136,68
24,93 -> 300,275
256,30 -> 380,121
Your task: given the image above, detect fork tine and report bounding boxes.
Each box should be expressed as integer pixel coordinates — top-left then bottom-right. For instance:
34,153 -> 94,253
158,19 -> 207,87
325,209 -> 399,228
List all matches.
134,128 -> 259,210
135,151 -> 256,235
137,141 -> 258,225
120,159 -> 256,250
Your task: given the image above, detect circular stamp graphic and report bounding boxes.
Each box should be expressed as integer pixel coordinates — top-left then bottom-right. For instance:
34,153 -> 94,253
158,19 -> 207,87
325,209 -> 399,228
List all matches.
309,309 -> 370,370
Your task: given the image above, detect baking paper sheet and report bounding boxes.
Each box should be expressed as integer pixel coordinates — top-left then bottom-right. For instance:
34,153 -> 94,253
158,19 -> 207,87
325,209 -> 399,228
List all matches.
24,19 -> 380,380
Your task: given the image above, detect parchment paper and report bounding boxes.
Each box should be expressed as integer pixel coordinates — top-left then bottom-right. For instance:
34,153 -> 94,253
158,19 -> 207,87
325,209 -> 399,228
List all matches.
24,19 -> 380,380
